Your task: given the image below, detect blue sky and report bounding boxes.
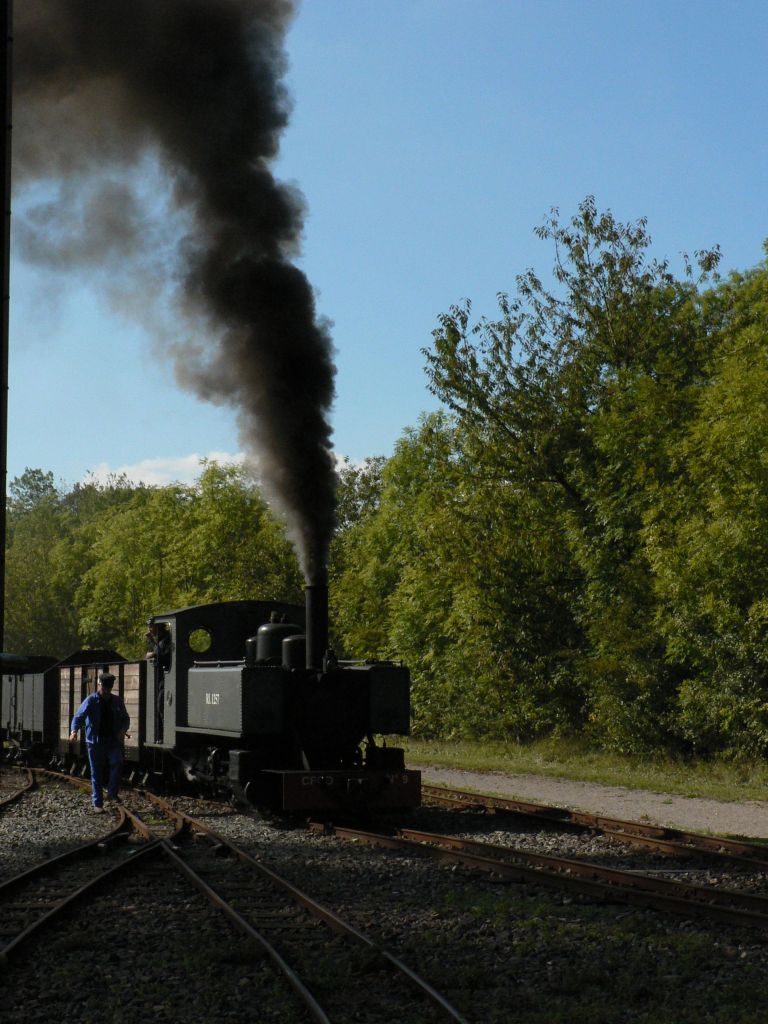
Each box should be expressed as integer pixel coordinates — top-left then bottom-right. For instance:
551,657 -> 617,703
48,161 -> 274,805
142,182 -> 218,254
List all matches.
8,0 -> 768,488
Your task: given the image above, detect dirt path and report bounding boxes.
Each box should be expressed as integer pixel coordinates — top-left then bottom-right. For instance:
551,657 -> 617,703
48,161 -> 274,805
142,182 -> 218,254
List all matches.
414,764 -> 768,839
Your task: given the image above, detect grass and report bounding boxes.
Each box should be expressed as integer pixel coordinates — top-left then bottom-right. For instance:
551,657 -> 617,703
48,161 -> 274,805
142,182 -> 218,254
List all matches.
397,735 -> 768,803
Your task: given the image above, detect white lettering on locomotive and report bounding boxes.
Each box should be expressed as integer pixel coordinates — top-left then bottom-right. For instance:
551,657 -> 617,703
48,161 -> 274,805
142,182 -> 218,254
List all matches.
385,773 -> 411,785
301,775 -> 334,787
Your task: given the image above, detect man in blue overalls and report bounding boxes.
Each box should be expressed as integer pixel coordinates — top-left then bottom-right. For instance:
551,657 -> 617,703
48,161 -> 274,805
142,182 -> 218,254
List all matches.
69,672 -> 131,813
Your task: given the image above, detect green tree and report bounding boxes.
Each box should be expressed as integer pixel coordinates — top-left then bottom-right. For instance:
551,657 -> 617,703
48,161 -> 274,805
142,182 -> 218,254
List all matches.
422,198 -> 721,750
4,470 -> 77,655
74,462 -> 302,656
329,455 -> 387,621
73,485 -> 188,654
8,468 -> 60,517
334,414 -> 582,737
182,461 -> 302,605
645,256 -> 768,754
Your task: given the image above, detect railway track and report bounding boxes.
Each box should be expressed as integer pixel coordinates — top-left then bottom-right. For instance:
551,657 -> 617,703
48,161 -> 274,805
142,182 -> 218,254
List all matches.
309,786 -> 768,933
422,783 -> 768,869
0,812 -> 155,965
6,769 -> 768,1022
145,791 -> 467,1023
0,765 -> 34,810
1,772 -> 466,1022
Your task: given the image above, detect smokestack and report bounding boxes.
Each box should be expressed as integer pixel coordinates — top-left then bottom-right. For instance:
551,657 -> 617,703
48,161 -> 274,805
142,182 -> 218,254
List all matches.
13,1 -> 337,578
304,573 -> 328,672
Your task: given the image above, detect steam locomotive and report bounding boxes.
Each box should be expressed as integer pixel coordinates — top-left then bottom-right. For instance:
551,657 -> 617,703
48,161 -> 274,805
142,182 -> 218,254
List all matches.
0,586 -> 421,813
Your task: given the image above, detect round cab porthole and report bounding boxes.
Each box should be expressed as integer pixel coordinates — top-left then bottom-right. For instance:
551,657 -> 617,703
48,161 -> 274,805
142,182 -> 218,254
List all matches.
188,628 -> 213,654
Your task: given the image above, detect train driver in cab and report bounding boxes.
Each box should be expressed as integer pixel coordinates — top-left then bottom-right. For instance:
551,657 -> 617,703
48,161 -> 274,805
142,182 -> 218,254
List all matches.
145,621 -> 172,671
146,621 -> 172,742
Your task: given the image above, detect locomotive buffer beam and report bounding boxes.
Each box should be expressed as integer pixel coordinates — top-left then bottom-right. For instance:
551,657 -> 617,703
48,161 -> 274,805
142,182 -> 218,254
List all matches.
234,762 -> 421,813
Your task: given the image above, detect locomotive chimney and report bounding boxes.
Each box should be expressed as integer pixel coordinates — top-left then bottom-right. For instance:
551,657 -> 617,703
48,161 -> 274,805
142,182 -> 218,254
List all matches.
304,572 -> 329,671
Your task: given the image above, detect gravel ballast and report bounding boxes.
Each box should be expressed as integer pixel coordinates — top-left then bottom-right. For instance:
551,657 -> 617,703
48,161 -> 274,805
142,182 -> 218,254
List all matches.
4,769 -> 768,1022
0,773 -> 112,881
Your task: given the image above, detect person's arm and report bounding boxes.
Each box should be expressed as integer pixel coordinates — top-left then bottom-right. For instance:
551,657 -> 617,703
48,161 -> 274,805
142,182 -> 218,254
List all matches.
117,701 -> 131,742
69,695 -> 91,742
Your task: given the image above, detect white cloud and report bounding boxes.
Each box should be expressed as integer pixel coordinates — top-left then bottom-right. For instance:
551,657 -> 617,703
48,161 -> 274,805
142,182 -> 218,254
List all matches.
85,450 -> 246,487
84,449 -> 368,489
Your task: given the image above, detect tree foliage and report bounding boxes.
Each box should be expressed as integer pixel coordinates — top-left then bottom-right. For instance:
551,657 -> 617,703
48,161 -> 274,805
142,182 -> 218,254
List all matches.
334,196 -> 768,756
332,414 -> 583,738
5,461 -> 301,658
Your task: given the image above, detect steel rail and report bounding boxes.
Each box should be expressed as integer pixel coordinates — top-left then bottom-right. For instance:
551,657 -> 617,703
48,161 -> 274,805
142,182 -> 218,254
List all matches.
0,770 -> 186,969
159,840 -> 332,1024
29,768 -> 187,839
422,783 -> 768,868
0,811 -> 130,899
140,793 -> 467,1023
321,822 -> 768,932
120,801 -> 188,843
0,765 -> 34,808
124,792 -> 375,1023
0,838 -> 162,966
1,780 -> 328,1023
1,780 -> 330,1022
207,815 -> 468,1023
399,827 -> 768,914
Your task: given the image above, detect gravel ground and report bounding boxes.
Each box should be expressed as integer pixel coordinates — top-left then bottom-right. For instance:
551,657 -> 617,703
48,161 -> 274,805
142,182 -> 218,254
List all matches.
0,772 -> 112,881
5,769 -> 768,1022
415,765 -> 768,839
0,776 -> 316,1023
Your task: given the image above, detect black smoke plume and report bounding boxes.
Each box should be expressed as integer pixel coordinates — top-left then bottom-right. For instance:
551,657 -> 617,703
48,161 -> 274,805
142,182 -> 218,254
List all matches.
13,0 -> 336,582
